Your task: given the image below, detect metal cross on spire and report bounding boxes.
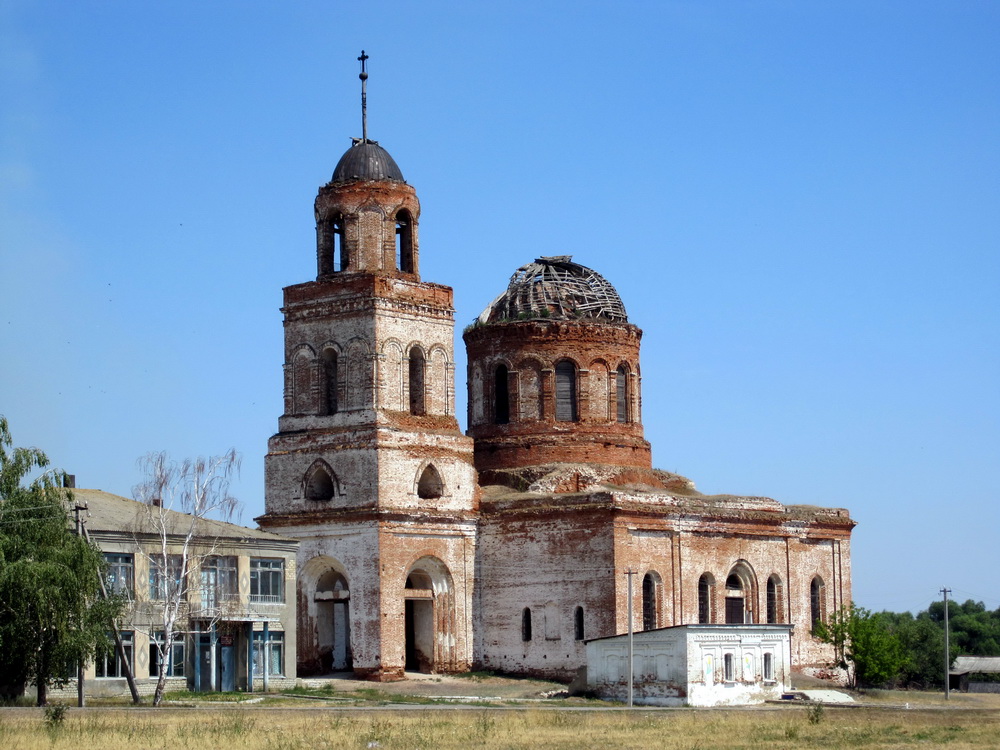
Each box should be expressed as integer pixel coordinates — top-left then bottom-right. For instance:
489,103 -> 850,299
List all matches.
358,50 -> 369,142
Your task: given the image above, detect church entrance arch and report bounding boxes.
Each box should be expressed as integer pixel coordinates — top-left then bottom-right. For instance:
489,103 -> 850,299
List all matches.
301,556 -> 352,674
724,561 -> 758,624
403,556 -> 455,673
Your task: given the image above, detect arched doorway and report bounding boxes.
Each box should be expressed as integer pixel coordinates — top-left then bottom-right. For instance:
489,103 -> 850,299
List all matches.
403,557 -> 456,673
314,567 -> 351,673
725,561 -> 758,624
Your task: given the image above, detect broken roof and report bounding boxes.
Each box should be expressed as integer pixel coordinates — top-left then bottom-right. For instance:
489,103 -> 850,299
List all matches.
476,256 -> 629,324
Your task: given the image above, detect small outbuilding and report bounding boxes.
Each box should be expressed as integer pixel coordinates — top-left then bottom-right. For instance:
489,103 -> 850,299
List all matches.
586,623 -> 793,707
950,656 -> 1000,693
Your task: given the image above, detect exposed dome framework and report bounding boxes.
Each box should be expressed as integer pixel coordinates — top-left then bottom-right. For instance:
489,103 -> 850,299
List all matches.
477,256 -> 628,324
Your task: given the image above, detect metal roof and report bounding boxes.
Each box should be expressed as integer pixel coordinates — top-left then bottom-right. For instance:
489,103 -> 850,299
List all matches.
331,139 -> 405,183
70,488 -> 292,543
476,256 -> 628,324
951,656 -> 1000,674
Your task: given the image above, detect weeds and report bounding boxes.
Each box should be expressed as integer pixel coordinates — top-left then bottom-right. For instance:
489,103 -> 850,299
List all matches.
43,704 -> 68,728
806,702 -> 824,724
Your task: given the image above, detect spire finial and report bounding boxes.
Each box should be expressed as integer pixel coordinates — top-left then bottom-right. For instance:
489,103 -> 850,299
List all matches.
358,50 -> 369,143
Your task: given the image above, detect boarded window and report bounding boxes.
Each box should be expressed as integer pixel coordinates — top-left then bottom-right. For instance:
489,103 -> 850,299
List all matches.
554,360 -> 577,422
409,349 -> 425,415
494,364 -> 510,424
616,366 -> 628,422
322,349 -> 338,415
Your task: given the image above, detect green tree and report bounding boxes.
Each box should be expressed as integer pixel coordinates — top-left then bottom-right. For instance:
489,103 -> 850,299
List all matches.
0,417 -> 120,705
815,604 -> 907,688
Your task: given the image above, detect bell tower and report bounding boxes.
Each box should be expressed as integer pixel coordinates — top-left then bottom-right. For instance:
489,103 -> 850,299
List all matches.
258,53 -> 477,681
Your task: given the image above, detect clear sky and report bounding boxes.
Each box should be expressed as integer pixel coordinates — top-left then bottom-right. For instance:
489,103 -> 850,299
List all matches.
2,1 -> 997,615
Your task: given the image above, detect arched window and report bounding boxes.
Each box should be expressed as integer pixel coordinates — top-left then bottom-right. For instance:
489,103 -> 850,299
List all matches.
416,464 -> 443,500
554,360 -> 577,422
616,365 -> 628,423
494,364 -> 510,424
330,215 -> 347,272
305,465 -> 338,501
322,349 -> 339,415
521,608 -> 532,642
810,577 -> 826,632
766,575 -> 783,624
292,350 -> 314,415
642,572 -> 660,631
396,210 -> 414,273
408,348 -> 425,415
698,573 -> 715,624
574,606 -> 585,641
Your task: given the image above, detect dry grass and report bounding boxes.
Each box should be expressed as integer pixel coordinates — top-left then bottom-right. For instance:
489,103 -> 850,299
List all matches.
3,705 -> 1000,750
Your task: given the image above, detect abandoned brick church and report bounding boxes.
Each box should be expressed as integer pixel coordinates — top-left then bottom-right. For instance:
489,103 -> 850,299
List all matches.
256,71 -> 854,682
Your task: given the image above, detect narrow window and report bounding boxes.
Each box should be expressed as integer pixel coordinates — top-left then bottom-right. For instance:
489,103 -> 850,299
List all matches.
416,464 -> 443,499
574,606 -> 585,641
725,573 -> 746,624
723,653 -> 734,682
554,360 -> 577,422
642,573 -> 659,631
332,216 -> 347,272
766,576 -> 781,624
810,577 -> 825,632
521,608 -> 532,641
409,348 -> 425,415
322,349 -> 338,415
698,574 -> 714,624
396,210 -> 414,273
616,365 -> 628,422
763,652 -> 774,681
494,364 -> 510,424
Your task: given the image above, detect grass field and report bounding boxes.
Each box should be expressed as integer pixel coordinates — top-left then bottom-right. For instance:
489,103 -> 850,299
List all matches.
3,704 -> 1000,750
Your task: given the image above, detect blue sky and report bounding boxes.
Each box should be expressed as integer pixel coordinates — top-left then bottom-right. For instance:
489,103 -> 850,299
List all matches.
2,1 -> 997,615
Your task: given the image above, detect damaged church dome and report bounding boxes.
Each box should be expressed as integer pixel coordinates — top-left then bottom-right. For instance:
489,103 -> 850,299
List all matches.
476,256 -> 628,325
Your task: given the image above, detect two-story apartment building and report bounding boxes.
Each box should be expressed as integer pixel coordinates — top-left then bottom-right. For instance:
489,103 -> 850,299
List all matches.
60,487 -> 298,698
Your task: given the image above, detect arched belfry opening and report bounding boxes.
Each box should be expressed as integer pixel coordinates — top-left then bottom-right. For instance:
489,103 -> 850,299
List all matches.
403,557 -> 456,674
322,348 -> 339,415
396,209 -> 414,273
304,460 -> 340,502
408,348 -> 426,415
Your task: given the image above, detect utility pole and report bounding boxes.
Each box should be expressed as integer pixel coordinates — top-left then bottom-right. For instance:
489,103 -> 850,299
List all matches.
625,568 -> 636,708
941,587 -> 951,700
72,504 -> 87,708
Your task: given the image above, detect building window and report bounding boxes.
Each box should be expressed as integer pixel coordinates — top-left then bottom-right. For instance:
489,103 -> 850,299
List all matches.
763,652 -> 774,681
322,349 -> 338,415
409,348 -> 425,415
642,572 -> 660,631
766,575 -> 782,624
396,210 -> 414,273
723,653 -> 734,682
96,631 -> 133,678
725,573 -> 746,624
250,559 -> 284,604
616,365 -> 628,423
416,464 -> 444,500
574,606 -> 585,641
200,556 -> 238,610
698,573 -> 715,624
494,364 -> 510,424
150,630 -> 185,678
810,576 -> 826,632
149,555 -> 185,601
554,360 -> 578,422
521,608 -> 532,642
330,215 -> 347,272
305,464 -> 338,502
252,630 -> 285,676
104,553 -> 134,598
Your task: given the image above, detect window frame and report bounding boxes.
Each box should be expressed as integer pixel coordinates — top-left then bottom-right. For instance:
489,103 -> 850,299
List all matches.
150,630 -> 186,678
95,630 -> 134,678
250,558 -> 285,604
252,630 -> 285,677
104,553 -> 134,599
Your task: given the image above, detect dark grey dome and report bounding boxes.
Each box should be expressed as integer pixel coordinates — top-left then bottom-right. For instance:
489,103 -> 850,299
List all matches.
477,256 -> 628,324
331,140 -> 404,183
